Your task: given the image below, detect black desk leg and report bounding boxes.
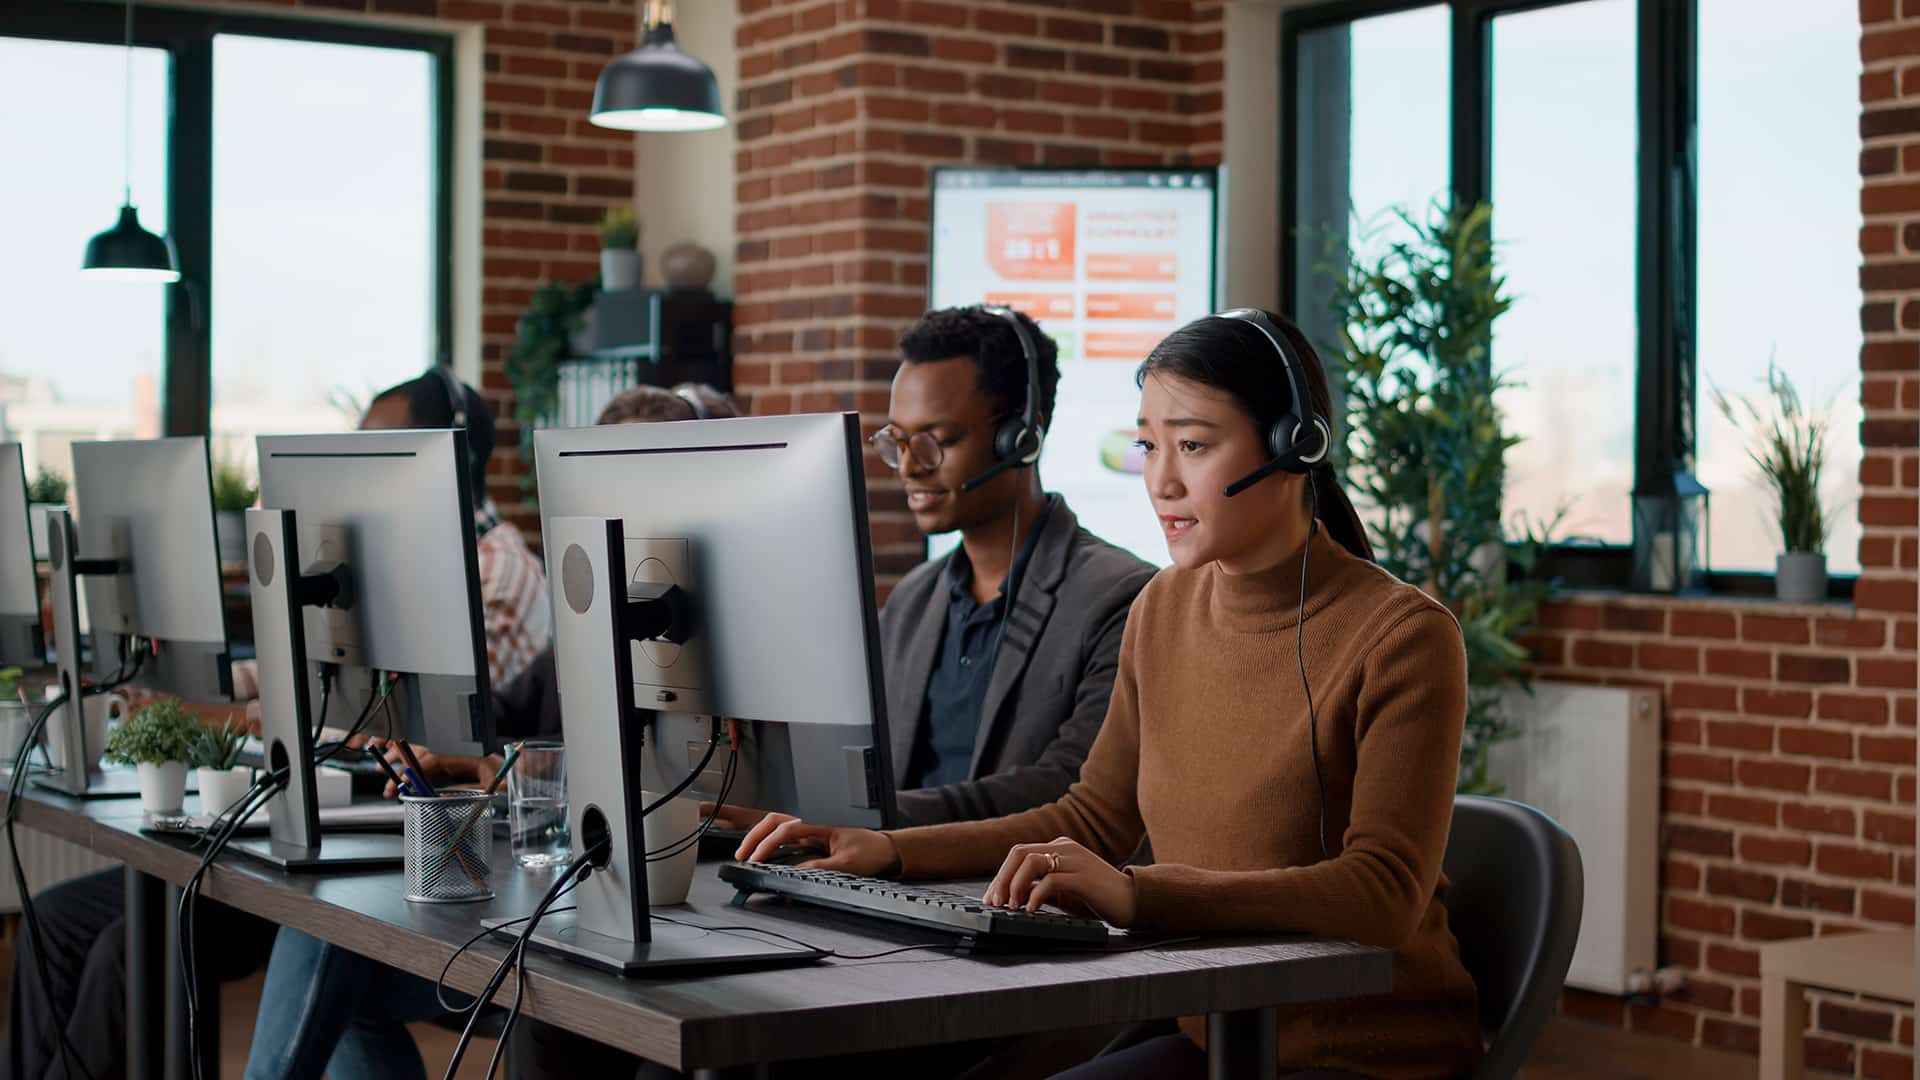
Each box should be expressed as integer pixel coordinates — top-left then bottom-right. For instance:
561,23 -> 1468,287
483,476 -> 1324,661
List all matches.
126,868 -> 168,1080
161,884 -> 220,1080
1207,1007 -> 1277,1080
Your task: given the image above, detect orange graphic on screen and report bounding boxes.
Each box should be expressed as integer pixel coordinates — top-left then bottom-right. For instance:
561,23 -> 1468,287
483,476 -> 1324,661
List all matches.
987,203 -> 1076,280
1085,253 -> 1177,281
1085,331 -> 1168,360
984,292 -> 1075,319
1085,293 -> 1177,320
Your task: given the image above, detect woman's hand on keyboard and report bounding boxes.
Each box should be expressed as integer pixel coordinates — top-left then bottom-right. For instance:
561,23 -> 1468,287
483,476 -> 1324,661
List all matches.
984,838 -> 1139,928
736,812 -> 902,878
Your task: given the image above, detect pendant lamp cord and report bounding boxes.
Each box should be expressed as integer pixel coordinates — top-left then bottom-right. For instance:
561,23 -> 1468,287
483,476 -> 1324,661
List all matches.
121,0 -> 134,205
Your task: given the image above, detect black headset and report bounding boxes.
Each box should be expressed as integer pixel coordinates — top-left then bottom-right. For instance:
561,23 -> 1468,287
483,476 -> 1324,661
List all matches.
429,362 -> 469,432
673,386 -> 710,420
1213,308 -> 1331,498
1209,307 -> 1335,861
959,305 -> 1046,494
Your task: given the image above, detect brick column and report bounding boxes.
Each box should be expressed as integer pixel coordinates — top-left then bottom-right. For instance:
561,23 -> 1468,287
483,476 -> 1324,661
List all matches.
730,0 -> 1222,597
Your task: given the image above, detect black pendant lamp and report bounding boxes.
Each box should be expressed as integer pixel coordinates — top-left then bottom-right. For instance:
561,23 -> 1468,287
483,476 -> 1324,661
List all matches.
81,0 -> 179,283
589,0 -> 726,132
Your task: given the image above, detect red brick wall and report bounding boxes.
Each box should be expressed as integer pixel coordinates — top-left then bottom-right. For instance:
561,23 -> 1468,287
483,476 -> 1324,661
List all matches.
729,0 -> 1222,593
1530,4 -> 1920,1074
199,0 -> 642,527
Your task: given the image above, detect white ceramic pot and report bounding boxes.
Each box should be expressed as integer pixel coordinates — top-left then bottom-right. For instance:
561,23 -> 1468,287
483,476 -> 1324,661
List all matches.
640,794 -> 701,905
137,761 -> 189,815
196,766 -> 254,816
1776,552 -> 1828,605
600,249 -> 642,290
0,701 -> 27,765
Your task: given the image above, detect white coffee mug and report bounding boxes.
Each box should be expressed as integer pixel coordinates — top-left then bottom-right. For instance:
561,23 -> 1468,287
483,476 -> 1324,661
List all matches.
45,692 -> 128,774
639,793 -> 702,905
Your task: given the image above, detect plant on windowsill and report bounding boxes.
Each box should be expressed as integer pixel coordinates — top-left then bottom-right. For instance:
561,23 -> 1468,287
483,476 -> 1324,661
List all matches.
600,206 -> 642,290
506,278 -> 602,487
211,460 -> 258,564
1315,199 -> 1559,796
103,696 -> 201,814
25,467 -> 67,563
190,716 -> 253,814
1711,361 -> 1833,605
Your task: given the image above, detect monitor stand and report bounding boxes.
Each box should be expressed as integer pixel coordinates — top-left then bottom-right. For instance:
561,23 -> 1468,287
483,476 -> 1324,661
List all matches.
498,515 -> 821,974
225,832 -> 403,872
491,910 -> 822,975
228,508 -> 399,872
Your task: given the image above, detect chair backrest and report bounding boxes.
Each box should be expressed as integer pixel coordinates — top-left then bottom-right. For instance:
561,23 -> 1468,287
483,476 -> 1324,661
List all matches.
1442,795 -> 1585,1080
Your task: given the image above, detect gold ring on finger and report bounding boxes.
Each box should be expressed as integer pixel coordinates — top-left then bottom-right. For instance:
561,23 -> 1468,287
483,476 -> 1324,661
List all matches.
1045,852 -> 1060,874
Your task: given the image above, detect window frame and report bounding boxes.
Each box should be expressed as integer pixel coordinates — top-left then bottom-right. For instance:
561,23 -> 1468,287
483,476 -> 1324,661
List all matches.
0,6 -> 455,439
1279,0 -> 1856,601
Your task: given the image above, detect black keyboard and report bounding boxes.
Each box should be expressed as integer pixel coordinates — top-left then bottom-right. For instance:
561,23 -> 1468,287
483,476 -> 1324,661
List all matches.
718,862 -> 1110,947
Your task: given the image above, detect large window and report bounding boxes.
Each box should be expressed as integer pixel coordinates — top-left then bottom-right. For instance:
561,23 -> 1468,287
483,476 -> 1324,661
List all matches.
0,37 -> 170,483
1696,0 -> 1862,575
1489,0 -> 1637,544
0,8 -> 451,491
210,34 -> 440,473
1284,0 -> 1864,593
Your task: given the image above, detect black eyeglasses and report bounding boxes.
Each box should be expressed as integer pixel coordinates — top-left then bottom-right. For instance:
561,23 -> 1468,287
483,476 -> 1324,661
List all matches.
868,426 -> 944,470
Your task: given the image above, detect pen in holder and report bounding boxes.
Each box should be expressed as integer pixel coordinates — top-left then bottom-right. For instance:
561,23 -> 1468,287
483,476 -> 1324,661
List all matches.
402,791 -> 494,903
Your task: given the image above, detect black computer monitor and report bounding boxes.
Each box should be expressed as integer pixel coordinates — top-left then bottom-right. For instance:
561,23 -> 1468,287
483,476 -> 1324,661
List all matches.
37,437 -> 233,798
230,429 -> 492,871
516,411 -> 894,972
0,445 -> 43,667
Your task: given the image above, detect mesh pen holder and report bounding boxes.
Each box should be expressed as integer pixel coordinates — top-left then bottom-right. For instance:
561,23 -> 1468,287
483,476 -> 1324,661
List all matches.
403,791 -> 495,903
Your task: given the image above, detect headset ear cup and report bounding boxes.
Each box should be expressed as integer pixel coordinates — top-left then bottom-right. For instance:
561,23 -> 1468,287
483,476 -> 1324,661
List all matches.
1305,417 -> 1331,466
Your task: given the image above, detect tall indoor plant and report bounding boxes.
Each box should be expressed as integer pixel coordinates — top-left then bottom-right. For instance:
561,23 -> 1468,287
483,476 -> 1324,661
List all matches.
1712,362 -> 1833,604
1316,201 -> 1557,795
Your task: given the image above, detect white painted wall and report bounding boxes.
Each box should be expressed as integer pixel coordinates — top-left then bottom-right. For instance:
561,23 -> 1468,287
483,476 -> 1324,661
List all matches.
632,1 -> 739,298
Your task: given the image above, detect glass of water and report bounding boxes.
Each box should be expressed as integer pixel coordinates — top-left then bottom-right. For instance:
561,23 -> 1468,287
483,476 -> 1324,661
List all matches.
508,741 -> 569,868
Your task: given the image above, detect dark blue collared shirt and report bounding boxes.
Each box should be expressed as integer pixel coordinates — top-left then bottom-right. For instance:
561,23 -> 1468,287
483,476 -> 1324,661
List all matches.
904,497 -> 1057,790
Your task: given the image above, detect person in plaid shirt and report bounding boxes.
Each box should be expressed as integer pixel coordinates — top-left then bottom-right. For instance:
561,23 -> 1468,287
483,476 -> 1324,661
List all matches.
0,370 -> 548,1080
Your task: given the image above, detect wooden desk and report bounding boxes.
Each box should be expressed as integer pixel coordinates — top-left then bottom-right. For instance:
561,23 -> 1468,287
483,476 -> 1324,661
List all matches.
1760,928 -> 1915,1080
9,789 -> 1394,1078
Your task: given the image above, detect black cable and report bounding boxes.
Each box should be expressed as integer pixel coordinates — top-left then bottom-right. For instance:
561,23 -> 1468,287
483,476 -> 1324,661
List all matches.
314,670 -> 391,765
4,689 -> 99,1080
1301,477 -> 1329,862
176,768 -> 286,1080
442,843 -> 603,1080
639,719 -> 721,818
0,637 -> 148,1080
645,746 -> 736,862
309,664 -> 336,744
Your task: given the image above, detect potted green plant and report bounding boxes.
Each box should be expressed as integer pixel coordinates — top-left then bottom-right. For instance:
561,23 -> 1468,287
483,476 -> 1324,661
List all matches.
1317,200 -> 1558,795
25,466 -> 67,562
0,667 -> 25,764
1712,362 -> 1833,604
102,697 -> 200,813
211,460 -> 259,564
190,717 -> 252,813
600,206 -> 641,290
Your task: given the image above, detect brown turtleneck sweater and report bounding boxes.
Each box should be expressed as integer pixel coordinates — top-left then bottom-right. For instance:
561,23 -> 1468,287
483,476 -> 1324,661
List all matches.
886,529 -> 1484,1080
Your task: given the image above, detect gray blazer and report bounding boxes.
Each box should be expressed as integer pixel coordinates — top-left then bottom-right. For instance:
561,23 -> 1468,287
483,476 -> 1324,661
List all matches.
881,498 -> 1156,826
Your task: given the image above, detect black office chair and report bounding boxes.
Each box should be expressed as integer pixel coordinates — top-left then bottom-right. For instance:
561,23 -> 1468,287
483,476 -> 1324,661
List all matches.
1443,795 -> 1584,1080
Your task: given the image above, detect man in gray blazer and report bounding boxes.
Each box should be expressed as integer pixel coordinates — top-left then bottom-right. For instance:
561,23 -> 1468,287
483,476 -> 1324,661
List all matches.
876,305 -> 1156,826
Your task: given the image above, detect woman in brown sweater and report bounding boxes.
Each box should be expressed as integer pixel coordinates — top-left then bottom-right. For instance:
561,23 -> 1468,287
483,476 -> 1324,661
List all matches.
738,311 -> 1484,1080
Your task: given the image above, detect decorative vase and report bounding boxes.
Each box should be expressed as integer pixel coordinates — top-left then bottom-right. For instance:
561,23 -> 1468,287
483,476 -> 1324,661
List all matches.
660,242 -> 717,291
28,504 -> 61,561
137,761 -> 189,815
600,249 -> 642,291
1775,552 -> 1827,605
197,766 -> 253,816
